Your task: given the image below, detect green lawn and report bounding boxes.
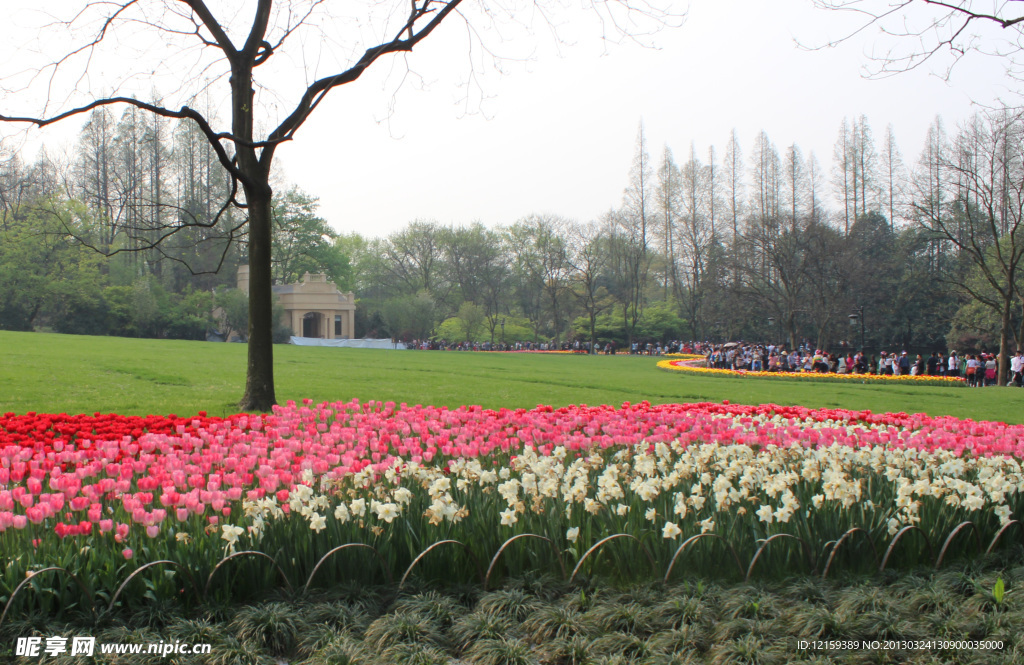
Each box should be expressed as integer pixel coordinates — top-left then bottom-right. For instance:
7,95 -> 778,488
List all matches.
1,329 -> 1019,422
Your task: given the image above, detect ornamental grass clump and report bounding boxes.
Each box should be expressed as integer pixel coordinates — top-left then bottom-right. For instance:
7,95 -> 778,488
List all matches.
229,601 -> 304,656
462,636 -> 539,665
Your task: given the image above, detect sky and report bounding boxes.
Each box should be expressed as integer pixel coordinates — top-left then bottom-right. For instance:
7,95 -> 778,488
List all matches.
1,1 -> 1018,238
275,0 -> 1015,237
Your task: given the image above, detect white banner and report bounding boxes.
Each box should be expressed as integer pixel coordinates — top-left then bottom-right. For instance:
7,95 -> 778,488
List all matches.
289,337 -> 407,350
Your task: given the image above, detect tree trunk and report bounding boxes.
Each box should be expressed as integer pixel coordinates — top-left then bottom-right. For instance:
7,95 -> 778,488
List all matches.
998,299 -> 1012,387
240,184 -> 277,411
787,310 -> 797,351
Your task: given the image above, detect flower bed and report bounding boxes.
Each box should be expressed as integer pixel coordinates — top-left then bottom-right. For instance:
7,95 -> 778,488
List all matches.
658,359 -> 967,386
1,400 -> 1021,612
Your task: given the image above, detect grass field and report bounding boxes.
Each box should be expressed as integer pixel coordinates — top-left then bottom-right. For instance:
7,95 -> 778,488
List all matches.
1,329 -> 1020,422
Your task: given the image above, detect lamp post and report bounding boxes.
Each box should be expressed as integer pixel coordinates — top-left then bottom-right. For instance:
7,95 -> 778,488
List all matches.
501,318 -> 506,347
848,306 -> 865,352
767,316 -> 781,346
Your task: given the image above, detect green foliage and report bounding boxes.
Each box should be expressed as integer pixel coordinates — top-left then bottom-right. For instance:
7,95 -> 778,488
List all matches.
456,302 -> 486,341
0,201 -> 96,331
635,302 -> 685,342
948,299 -> 1001,352
272,187 -> 352,290
214,288 -> 291,343
572,311 -> 626,345
435,316 -> 465,342
216,289 -> 250,340
381,292 -> 436,341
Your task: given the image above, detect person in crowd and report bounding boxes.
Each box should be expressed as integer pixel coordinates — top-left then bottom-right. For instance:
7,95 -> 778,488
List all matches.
913,354 -> 925,376
984,354 -> 998,386
965,354 -> 979,387
948,351 -> 959,377
898,352 -> 910,376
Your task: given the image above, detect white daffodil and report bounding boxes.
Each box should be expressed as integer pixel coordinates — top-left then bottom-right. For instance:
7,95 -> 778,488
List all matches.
662,521 -> 682,540
309,512 -> 327,532
221,524 -> 244,552
566,526 -> 580,543
375,502 -> 400,523
500,508 -> 518,526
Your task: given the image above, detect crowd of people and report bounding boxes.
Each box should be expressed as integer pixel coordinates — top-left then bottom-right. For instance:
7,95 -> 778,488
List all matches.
408,339 -> 567,352
405,339 -> 701,354
704,343 -> 1024,387
404,336 -> 1024,388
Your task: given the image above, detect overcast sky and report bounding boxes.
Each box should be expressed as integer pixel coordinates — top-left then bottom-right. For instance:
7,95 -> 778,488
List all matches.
2,1 -> 1017,238
270,0 -> 1014,237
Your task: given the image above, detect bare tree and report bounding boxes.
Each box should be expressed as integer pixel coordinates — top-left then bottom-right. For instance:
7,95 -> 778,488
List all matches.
654,146 -> 680,302
812,1 -> 1024,80
381,220 -> 449,299
613,122 -> 655,346
564,219 -> 610,352
914,110 -> 1024,384
677,143 -> 712,338
723,129 -> 745,246
0,1 -> 676,410
833,118 -> 853,233
783,143 -> 805,233
880,123 -> 907,228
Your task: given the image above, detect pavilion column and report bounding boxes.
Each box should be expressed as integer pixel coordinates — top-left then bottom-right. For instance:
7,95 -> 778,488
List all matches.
347,309 -> 355,339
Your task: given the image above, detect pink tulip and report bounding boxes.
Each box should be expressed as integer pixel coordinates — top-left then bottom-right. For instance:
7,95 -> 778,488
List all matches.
122,548 -> 133,560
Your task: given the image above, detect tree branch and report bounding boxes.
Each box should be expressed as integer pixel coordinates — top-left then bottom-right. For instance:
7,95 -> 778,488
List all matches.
262,0 -> 464,169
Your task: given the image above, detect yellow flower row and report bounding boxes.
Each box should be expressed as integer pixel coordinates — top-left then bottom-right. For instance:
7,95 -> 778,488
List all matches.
657,360 -> 967,386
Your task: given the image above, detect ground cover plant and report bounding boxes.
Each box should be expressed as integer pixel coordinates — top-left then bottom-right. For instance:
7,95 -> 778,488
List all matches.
1,330 -> 1021,423
2,567 -> 1022,664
